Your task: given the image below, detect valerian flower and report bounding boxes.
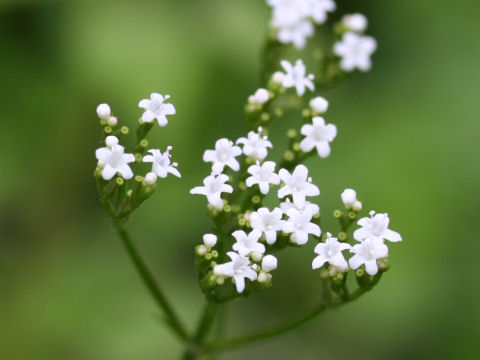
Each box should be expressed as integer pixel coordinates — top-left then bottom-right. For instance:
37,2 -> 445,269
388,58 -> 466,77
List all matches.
349,237 -> 388,275
96,103 -> 111,120
246,161 -> 280,195
232,230 -> 266,256
333,32 -> 377,72
138,93 -> 176,126
280,59 -> 315,96
278,164 -> 320,207
261,254 -> 278,272
236,127 -> 273,160
353,211 -> 402,243
203,138 -> 242,174
190,173 -> 233,209
250,88 -> 270,105
143,146 -> 181,178
312,233 -> 351,271
341,188 -> 362,211
277,20 -> 314,49
300,116 -> 337,158
283,207 -> 321,245
216,251 -> 258,293
341,13 -> 368,33
250,207 -> 284,245
95,136 -> 135,180
309,96 -> 329,114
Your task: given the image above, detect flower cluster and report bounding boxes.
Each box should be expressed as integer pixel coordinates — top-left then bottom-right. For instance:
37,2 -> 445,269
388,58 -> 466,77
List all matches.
267,0 -> 336,49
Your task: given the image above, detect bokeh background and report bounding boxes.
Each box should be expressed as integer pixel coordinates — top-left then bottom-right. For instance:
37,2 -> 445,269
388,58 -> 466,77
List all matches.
1,0 -> 479,359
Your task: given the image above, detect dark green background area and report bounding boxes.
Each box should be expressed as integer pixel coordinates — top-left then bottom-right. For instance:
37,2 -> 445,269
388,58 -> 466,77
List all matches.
0,0 -> 478,359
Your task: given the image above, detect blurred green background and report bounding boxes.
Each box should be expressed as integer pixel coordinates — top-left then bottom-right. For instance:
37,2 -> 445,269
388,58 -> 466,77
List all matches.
0,0 -> 479,359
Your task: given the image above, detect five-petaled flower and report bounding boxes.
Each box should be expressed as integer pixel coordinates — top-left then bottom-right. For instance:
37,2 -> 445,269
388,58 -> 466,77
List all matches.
280,59 -> 315,96
354,211 -> 402,243
246,161 -> 281,195
312,233 -> 351,271
278,164 -> 320,207
143,146 -> 181,178
232,230 -> 266,256
138,93 -> 176,127
190,173 -> 233,209
236,128 -> 273,160
96,137 -> 135,180
250,207 -> 284,245
300,116 -> 337,158
216,251 -> 258,293
283,207 -> 321,245
203,138 -> 242,174
333,32 -> 377,72
349,237 -> 388,275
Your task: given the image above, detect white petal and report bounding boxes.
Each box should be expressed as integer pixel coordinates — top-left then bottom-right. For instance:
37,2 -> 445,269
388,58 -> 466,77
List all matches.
312,255 -> 326,269
365,260 -> 379,275
385,229 -> 402,242
142,110 -> 155,123
101,166 -> 117,180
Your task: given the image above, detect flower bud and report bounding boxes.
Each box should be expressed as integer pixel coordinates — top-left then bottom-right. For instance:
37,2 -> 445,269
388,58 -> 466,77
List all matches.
253,88 -> 270,105
342,13 -> 368,32
203,233 -> 217,248
262,255 -> 277,272
96,103 -> 111,120
309,96 -> 329,114
250,251 -> 263,262
272,71 -> 284,84
196,245 -> 207,256
257,272 -> 269,283
352,200 -> 363,211
144,172 -> 157,185
107,116 -> 118,126
213,265 -> 223,276
341,188 -> 357,206
105,135 -> 119,148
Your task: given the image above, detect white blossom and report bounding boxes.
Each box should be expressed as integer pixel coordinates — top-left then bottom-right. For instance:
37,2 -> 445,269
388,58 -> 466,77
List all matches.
232,230 -> 265,256
251,88 -> 270,105
353,211 -> 402,243
236,128 -> 273,160
190,173 -> 233,209
203,234 -> 217,248
280,59 -> 315,96
96,103 -> 111,120
144,172 -> 157,185
309,96 -> 329,114
246,161 -> 280,195
250,207 -> 284,245
341,188 -> 357,206
203,138 -> 242,174
95,138 -> 135,180
217,251 -> 258,293
280,198 -> 320,216
105,135 -> 119,148
312,233 -> 351,270
283,207 -> 321,245
262,254 -> 278,272
143,146 -> 181,178
342,13 -> 368,33
349,238 -> 388,275
278,164 -> 320,207
138,93 -> 176,127
277,20 -> 314,49
334,32 -> 377,72
300,116 -> 337,158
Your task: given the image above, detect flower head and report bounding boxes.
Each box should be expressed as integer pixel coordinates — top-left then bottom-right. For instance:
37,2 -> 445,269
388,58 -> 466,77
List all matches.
216,251 -> 258,293
278,164 -> 320,207
143,146 -> 181,178
203,138 -> 242,174
334,32 -> 377,72
95,137 -> 135,180
349,237 -> 388,275
138,93 -> 176,126
250,207 -> 284,245
312,233 -> 351,270
232,230 -> 265,256
246,161 -> 280,195
353,211 -> 402,243
280,59 -> 315,96
283,207 -> 321,245
300,116 -> 337,158
190,173 -> 233,209
236,128 -> 273,160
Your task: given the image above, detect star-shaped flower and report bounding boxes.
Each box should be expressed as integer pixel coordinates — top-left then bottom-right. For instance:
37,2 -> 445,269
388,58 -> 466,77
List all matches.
312,233 -> 351,271
138,93 -> 176,126
283,207 -> 321,245
250,207 -> 284,245
300,116 -> 337,158
353,211 -> 402,243
216,251 -> 258,293
246,161 -> 280,195
333,32 -> 377,72
280,59 -> 315,96
95,137 -> 135,180
190,173 -> 233,209
203,138 -> 242,174
143,146 -> 181,178
236,128 -> 273,160
232,230 -> 265,256
349,237 -> 388,275
278,164 -> 320,207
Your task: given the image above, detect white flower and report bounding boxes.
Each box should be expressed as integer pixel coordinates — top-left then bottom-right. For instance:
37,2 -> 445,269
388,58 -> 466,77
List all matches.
138,93 -> 176,127
143,146 -> 181,178
280,198 -> 320,216
309,96 -> 329,114
333,32 -> 377,72
312,233 -> 351,270
232,230 -> 265,256
95,139 -> 135,180
341,188 -> 357,206
236,128 -> 273,160
96,103 -> 111,120
246,161 -> 280,195
300,117 -> 337,158
349,238 -> 388,275
353,211 -> 402,243
203,138 -> 242,174
217,251 -> 258,293
250,207 -> 284,245
272,71 -> 284,84
309,0 -> 336,24
278,164 -> 320,207
342,13 -> 368,32
251,88 -> 270,105
262,255 -> 278,272
190,173 -> 233,209
203,234 -> 217,248
105,135 -> 119,148
277,20 -> 314,49
144,172 -> 158,185
283,207 -> 321,245
280,59 -> 315,96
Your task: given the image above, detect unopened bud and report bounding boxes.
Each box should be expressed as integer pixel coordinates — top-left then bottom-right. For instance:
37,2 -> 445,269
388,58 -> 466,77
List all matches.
203,234 -> 217,248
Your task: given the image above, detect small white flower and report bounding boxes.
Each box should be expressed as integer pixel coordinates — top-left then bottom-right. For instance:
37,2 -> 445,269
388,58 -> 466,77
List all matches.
309,0 -> 336,24
143,146 -> 181,178
334,32 -> 377,72
300,117 -> 337,158
342,13 -> 368,33
281,59 -> 315,96
280,198 -> 320,216
95,141 -> 135,180
217,251 -> 258,293
349,238 -> 388,275
352,200 -> 362,211
203,138 -> 242,174
250,207 -> 284,245
236,128 -> 273,160
277,20 -> 314,49
272,71 -> 285,84
309,96 -> 329,114
246,161 -> 280,195
353,211 -> 402,243
138,93 -> 176,127
283,207 -> 321,245
105,135 -> 119,148
190,173 -> 233,209
341,188 -> 357,207
312,233 -> 351,271
252,88 -> 270,105
232,230 -> 265,256
144,172 -> 158,185
262,254 -> 278,272
203,234 -> 217,248
278,164 -> 320,207
96,103 -> 111,120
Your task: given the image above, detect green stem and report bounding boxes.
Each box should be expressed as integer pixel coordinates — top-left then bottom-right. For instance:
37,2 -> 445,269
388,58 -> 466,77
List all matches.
193,302 -> 219,344
114,222 -> 190,342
